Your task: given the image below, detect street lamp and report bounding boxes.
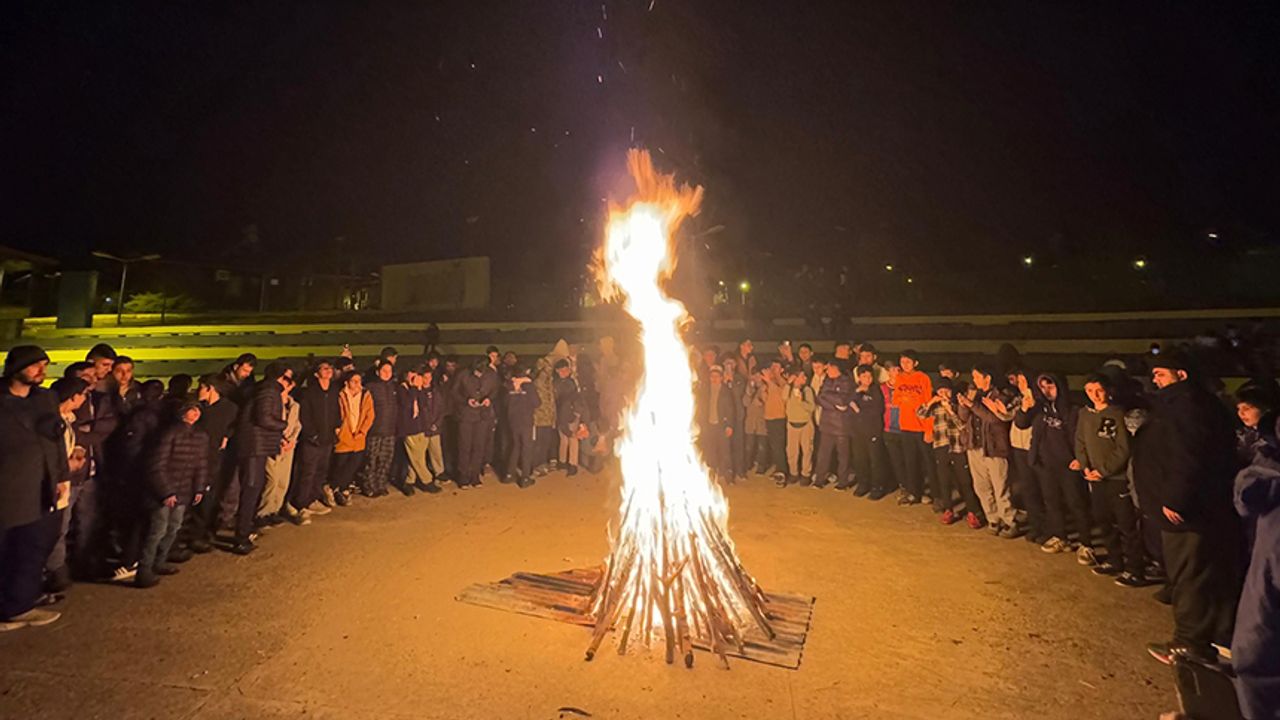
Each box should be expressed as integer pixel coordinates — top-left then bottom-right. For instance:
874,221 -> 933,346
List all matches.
92,251 -> 160,326
1022,255 -> 1034,267
738,280 -> 750,305
1132,257 -> 1148,270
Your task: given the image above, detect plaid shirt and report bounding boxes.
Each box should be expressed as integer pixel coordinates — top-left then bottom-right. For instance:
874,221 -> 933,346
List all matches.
917,398 -> 964,450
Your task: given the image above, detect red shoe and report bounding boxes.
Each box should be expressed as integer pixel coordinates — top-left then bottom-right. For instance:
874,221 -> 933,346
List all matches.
965,512 -> 983,530
940,509 -> 957,525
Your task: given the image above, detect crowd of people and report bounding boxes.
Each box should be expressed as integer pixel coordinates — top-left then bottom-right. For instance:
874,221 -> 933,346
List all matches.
0,333 -> 1276,716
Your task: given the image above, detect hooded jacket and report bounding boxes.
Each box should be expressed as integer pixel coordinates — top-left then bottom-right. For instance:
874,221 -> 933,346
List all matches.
817,375 -> 855,437
147,420 -> 209,503
1015,373 -> 1079,470
237,381 -> 288,459
1075,403 -> 1131,480
1132,379 -> 1238,532
505,377 -> 541,439
1231,443 -> 1280,719
0,387 -> 67,529
297,379 -> 341,446
335,389 -> 374,453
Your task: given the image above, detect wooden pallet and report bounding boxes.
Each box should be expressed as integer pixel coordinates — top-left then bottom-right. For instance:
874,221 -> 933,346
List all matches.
456,566 -> 815,669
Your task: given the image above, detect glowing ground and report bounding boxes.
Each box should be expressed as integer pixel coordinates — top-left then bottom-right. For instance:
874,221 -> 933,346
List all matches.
0,468 -> 1173,719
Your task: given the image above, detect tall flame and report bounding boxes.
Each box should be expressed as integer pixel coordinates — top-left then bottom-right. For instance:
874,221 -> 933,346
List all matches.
589,150 -> 772,666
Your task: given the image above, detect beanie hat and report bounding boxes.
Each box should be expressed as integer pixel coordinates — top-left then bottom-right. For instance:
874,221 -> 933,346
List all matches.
1151,349 -> 1193,374
51,376 -> 88,403
4,345 -> 49,378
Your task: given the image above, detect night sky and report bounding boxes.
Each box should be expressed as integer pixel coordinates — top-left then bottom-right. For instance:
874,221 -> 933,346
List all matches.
4,1 -> 1279,287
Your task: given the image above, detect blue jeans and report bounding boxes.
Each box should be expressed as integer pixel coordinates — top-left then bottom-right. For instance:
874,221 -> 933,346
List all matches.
140,504 -> 186,573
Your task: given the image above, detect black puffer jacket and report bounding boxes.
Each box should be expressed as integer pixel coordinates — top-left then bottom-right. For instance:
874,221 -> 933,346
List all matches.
0,388 -> 67,529
366,376 -> 400,437
297,380 -> 340,446
147,421 -> 209,503
237,382 -> 288,459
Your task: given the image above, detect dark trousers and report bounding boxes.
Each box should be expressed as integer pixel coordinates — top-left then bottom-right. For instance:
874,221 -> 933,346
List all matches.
815,432 -> 850,484
1163,527 -> 1243,653
765,419 -> 787,473
457,417 -> 488,485
534,425 -> 556,468
852,434 -> 890,492
289,441 -> 333,510
1089,477 -> 1145,573
884,433 -> 907,493
1037,464 -> 1093,544
0,513 -> 59,620
728,423 -> 746,477
328,451 -> 364,492
933,446 -> 979,515
895,431 -> 932,499
482,416 -> 497,469
700,422 -> 732,477
507,427 -> 537,479
442,416 -> 459,477
235,456 -> 268,541
1010,448 -> 1045,537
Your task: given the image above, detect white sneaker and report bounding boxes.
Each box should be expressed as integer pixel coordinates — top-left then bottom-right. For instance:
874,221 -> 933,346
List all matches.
1041,537 -> 1069,554
112,564 -> 138,583
306,502 -> 332,516
0,608 -> 60,631
1076,546 -> 1097,567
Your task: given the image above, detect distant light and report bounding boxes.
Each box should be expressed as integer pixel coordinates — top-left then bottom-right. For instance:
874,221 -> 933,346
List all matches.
718,280 -> 725,286
884,264 -> 894,272
739,281 -> 750,292
906,276 -> 914,284
1022,255 -> 1034,267
1133,258 -> 1148,270
1208,232 -> 1218,239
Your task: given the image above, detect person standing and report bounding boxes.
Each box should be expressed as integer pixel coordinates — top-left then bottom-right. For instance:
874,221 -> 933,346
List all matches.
0,346 -> 68,630
892,350 -> 934,505
697,365 -> 737,483
1137,353 -> 1244,666
230,363 -> 290,554
918,378 -> 971,524
187,376 -> 239,553
1009,371 -> 1047,545
358,359 -> 400,497
457,359 -> 496,488
722,356 -> 749,482
43,378 -> 89,592
1230,431 -> 1280,719
289,360 -> 341,516
851,364 -> 891,499
259,373 -> 300,523
532,355 -> 559,477
419,367 -> 446,489
503,364 -> 541,488
784,369 -> 817,487
553,359 -> 586,477
1016,374 -> 1092,557
815,360 -> 854,489
330,371 -> 374,504
761,360 -> 790,483
743,368 -> 769,474
137,403 -> 207,588
958,364 -> 1021,537
1075,375 -> 1146,586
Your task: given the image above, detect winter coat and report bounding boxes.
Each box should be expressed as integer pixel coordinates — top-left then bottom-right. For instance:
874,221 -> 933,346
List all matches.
116,400 -> 166,483
817,375 -> 855,437
958,387 -> 1016,459
785,385 -> 816,427
1014,374 -> 1078,470
533,358 -> 558,428
1231,447 -> 1280,719
554,375 -> 586,435
0,388 -> 67,529
723,372 -> 747,430
457,371 -> 497,423
195,397 -> 237,466
1075,405 -> 1131,480
297,380 -> 341,446
697,381 -> 739,430
365,376 -> 400,437
237,383 -> 288,459
1132,379 -> 1238,533
893,369 -> 933,436
420,387 -> 444,436
505,379 -> 541,440
396,385 -> 427,437
335,390 -> 375,453
850,385 -> 885,440
761,376 -> 788,421
72,390 -> 119,480
146,421 -> 209,504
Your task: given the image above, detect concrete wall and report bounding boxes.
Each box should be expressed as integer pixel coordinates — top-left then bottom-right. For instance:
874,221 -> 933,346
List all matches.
380,257 -> 490,311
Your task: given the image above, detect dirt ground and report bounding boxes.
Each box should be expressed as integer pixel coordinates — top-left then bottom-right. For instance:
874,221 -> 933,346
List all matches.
0,468 -> 1177,720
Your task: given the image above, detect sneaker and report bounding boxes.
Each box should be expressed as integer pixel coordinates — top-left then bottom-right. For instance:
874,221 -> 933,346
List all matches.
294,512 -> 312,526
516,476 -> 535,489
988,522 -> 1003,536
167,548 -> 194,564
188,536 -> 214,554
321,486 -> 337,508
1114,572 -> 1149,588
851,485 -> 870,497
921,495 -> 933,505
998,523 -> 1026,539
1146,641 -> 1216,667
334,490 -> 350,507
305,502 -> 332,516
566,465 -> 579,477
134,572 -> 160,589
400,483 -> 417,497
422,481 -> 443,494
801,475 -> 818,488
111,563 -> 138,583
868,489 -> 888,501
939,509 -> 957,525
0,608 -> 61,631
897,494 -> 920,506
230,539 -> 256,556
1091,562 -> 1122,576
965,512 -> 983,530
1076,546 -> 1098,567
1040,537 -> 1069,554
775,475 -> 788,488
1144,562 -> 1167,583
